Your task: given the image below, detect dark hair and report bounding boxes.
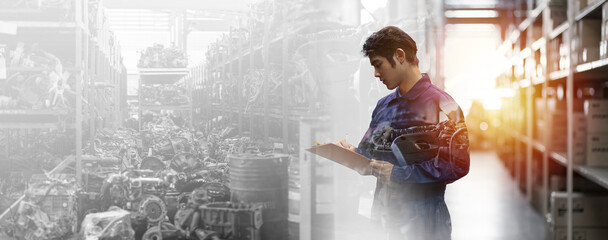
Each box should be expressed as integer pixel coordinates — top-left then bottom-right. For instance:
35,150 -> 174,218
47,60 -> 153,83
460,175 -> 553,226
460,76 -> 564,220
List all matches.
362,26 -> 419,67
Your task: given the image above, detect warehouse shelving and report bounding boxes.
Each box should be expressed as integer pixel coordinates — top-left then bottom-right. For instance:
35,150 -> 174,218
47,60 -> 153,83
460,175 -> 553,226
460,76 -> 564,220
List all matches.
0,0 -> 124,225
497,0 -> 608,239
198,3 -> 304,149
548,151 -> 608,189
137,67 -> 192,130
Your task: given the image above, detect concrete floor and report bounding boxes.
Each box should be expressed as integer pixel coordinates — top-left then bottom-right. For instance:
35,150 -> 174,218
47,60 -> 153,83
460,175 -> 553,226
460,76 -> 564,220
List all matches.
337,150 -> 546,240
446,151 -> 545,240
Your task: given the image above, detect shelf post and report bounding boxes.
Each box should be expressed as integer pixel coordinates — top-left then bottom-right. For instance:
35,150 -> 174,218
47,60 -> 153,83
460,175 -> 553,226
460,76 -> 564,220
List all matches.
566,0 -> 575,239
541,0 -> 550,215
282,0 -> 289,154
526,7 -> 534,202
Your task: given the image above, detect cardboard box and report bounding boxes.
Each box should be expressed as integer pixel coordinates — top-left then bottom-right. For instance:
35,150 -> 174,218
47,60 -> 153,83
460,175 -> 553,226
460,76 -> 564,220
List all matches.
547,98 -> 566,113
586,133 -> 608,167
546,111 -> 569,151
575,0 -> 589,15
548,39 -> 562,72
550,192 -> 608,227
573,19 -> 602,65
585,100 -> 608,133
573,133 -> 587,164
550,176 -> 606,193
550,5 -> 568,30
549,226 -> 608,240
574,113 -> 587,133
582,46 -> 600,63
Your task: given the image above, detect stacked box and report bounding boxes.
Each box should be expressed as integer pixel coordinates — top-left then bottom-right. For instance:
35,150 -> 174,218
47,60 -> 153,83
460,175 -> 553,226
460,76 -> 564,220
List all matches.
573,113 -> 587,164
546,192 -> 608,240
586,133 -> 608,166
550,192 -> 608,227
535,98 -> 546,141
584,100 -> 608,166
572,19 -> 602,65
550,175 -> 606,193
549,227 -> 608,240
548,38 -> 561,73
585,100 -> 608,131
575,0 -> 589,16
549,0 -> 568,30
541,112 -> 585,158
547,111 -> 568,151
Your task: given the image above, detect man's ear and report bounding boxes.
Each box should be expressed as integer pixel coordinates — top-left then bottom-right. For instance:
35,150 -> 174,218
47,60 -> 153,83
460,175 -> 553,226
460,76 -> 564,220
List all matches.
394,48 -> 406,64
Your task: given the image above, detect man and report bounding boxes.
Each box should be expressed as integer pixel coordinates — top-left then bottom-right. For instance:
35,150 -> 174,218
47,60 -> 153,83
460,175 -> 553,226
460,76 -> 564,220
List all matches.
337,26 -> 470,239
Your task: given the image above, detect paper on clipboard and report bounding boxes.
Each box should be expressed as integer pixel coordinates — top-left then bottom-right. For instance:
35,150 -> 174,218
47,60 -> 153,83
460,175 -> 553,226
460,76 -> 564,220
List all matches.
305,143 -> 371,174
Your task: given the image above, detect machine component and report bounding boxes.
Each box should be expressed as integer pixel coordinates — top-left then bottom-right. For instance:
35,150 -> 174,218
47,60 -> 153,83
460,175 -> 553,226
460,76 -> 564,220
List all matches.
142,222 -> 185,240
138,195 -> 167,224
100,174 -> 130,210
130,177 -> 165,191
228,153 -> 289,240
176,178 -> 206,194
138,43 -> 188,68
171,152 -> 198,172
390,126 -> 441,165
140,156 -> 165,170
77,192 -> 101,223
193,230 -> 222,240
173,207 -> 200,238
155,137 -> 193,158
199,202 -> 263,240
83,167 -> 119,193
164,192 -> 182,224
80,207 -> 134,240
130,212 -> 149,240
141,85 -> 190,106
5,200 -> 74,240
171,137 -> 192,154
122,147 -> 142,169
202,182 -> 230,203
129,176 -> 168,202
371,120 -> 468,166
191,186 -> 210,204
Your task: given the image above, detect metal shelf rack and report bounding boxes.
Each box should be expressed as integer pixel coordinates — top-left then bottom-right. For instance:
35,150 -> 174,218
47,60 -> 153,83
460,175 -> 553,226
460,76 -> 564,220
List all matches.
0,0 -> 124,222
497,0 -> 608,239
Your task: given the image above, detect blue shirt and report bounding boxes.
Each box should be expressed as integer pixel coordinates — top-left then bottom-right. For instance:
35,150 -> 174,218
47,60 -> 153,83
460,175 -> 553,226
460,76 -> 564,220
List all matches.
355,73 -> 469,239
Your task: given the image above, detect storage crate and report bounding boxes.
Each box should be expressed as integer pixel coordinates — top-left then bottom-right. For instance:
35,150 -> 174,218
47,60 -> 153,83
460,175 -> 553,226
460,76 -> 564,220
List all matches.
27,176 -> 78,227
35,194 -> 77,222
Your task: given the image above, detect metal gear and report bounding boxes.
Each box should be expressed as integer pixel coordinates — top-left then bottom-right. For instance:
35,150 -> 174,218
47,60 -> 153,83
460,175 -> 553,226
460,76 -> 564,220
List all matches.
138,195 -> 167,224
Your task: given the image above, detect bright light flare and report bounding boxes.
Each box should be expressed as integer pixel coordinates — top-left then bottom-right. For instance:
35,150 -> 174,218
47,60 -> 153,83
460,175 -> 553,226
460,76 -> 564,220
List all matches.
482,98 -> 502,110
445,10 -> 499,18
480,122 -> 489,131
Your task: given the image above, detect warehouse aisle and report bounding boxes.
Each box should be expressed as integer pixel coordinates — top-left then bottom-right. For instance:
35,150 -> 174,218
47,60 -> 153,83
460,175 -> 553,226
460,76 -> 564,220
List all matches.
446,151 -> 545,240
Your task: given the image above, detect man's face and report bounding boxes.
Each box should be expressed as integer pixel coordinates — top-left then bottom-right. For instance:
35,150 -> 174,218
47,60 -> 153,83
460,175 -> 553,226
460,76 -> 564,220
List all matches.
368,53 -> 402,90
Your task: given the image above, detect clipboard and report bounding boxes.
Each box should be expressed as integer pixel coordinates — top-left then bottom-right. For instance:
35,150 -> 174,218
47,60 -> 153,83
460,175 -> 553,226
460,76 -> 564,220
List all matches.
305,143 -> 370,175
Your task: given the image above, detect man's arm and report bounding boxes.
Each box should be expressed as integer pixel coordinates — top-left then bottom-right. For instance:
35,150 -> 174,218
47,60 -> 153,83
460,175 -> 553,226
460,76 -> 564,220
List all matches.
390,102 -> 470,184
390,126 -> 469,184
368,122 -> 469,184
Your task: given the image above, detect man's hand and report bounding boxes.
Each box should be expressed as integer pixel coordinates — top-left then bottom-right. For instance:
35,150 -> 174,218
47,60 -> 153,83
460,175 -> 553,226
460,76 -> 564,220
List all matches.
335,138 -> 355,152
370,159 -> 394,184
